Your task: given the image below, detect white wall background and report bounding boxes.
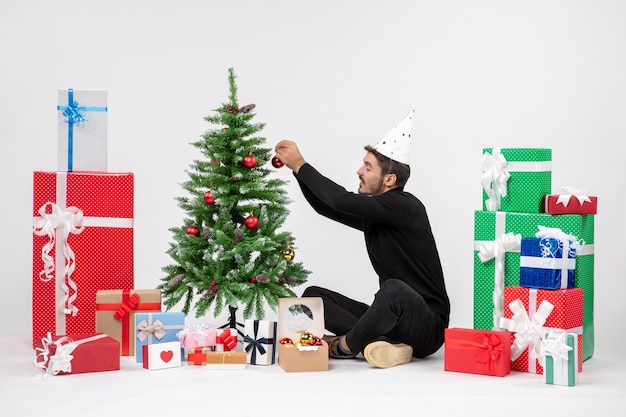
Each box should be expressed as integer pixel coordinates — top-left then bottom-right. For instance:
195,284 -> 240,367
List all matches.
1,0 -> 624,355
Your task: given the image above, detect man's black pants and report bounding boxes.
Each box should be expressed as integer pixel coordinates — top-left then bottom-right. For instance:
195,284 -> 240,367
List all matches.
302,279 -> 445,358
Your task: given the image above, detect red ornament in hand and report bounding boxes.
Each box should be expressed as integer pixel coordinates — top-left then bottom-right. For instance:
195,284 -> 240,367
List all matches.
242,154 -> 257,168
244,214 -> 259,229
185,225 -> 200,236
271,156 -> 284,168
204,191 -> 215,204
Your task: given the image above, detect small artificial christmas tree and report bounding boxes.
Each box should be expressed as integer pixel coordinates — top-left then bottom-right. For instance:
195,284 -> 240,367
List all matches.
159,68 -> 310,329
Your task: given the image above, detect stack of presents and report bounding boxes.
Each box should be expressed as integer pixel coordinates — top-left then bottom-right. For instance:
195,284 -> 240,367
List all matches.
32,89 -> 329,377
444,148 -> 597,387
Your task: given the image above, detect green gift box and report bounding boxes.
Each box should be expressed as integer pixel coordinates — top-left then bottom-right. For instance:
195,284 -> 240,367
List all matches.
473,210 -> 594,360
481,148 -> 552,213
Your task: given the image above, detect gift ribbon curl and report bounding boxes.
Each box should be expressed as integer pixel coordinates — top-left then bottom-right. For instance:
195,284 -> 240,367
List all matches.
34,333 -> 77,376
499,299 -> 554,370
478,232 -> 521,330
481,149 -> 510,211
33,202 -> 85,316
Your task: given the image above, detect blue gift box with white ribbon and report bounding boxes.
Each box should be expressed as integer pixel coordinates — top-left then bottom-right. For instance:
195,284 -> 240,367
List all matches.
57,88 -> 108,172
519,236 -> 577,290
134,312 -> 185,362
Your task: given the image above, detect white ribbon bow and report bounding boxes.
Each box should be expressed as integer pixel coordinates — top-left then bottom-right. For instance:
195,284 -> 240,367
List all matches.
542,329 -> 573,361
481,150 -> 510,211
33,202 -> 85,316
478,232 -> 521,330
177,323 -> 215,346
556,186 -> 592,208
34,333 -> 77,376
136,319 -> 166,342
499,299 -> 554,368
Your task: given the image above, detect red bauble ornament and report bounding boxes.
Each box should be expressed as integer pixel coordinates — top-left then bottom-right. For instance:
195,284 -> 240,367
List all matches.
271,156 -> 284,168
249,277 -> 257,283
244,214 -> 259,229
242,154 -> 257,169
277,278 -> 284,285
211,280 -> 217,286
204,191 -> 215,204
185,225 -> 200,236
228,106 -> 233,114
230,176 -> 239,182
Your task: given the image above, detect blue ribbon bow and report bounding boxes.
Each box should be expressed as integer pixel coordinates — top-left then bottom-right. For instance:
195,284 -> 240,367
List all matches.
57,89 -> 107,171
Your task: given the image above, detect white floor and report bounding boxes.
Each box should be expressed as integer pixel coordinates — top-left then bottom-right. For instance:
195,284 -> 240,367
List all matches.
2,336 -> 624,416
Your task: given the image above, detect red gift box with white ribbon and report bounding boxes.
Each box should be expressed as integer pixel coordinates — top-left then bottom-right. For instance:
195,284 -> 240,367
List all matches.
500,286 -> 583,374
544,186 -> 597,215
32,171 -> 134,348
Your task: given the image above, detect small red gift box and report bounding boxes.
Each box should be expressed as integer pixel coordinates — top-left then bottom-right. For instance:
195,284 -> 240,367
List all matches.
32,171 -> 134,348
544,188 -> 597,215
444,328 -> 513,377
501,286 -> 583,374
35,333 -> 120,376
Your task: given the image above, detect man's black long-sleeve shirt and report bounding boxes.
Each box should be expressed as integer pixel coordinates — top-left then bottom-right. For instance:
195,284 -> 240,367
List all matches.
294,163 -> 450,325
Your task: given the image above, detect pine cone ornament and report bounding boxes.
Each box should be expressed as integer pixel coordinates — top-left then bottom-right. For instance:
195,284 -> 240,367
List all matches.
234,227 -> 244,242
203,285 -> 219,299
284,275 -> 298,285
203,226 -> 212,240
239,103 -> 256,113
168,273 -> 185,287
256,274 -> 270,284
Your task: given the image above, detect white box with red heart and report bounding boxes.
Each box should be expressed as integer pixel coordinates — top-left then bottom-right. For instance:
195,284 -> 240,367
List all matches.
142,341 -> 182,370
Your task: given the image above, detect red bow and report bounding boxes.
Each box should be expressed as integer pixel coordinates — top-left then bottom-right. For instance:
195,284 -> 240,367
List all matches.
217,329 -> 237,351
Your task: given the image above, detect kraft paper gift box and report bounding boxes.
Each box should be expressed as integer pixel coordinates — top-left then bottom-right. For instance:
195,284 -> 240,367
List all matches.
244,319 -> 278,365
35,333 -> 120,376
544,187 -> 598,215
204,351 -> 247,370
481,148 -> 552,213
177,323 -> 217,349
57,88 -> 108,172
96,289 -> 161,356
142,341 -> 182,370
519,234 -> 579,290
444,328 -> 513,377
543,330 -> 579,386
473,210 -> 595,361
500,286 -> 583,374
186,347 -> 216,365
135,312 -> 185,362
277,297 -> 328,373
32,171 -> 134,348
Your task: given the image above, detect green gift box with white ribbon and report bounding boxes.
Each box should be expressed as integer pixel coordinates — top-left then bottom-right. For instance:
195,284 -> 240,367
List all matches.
481,148 -> 552,213
473,210 -> 595,360
543,331 -> 579,386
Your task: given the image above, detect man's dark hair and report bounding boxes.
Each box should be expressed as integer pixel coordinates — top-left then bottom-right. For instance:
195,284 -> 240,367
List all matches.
364,146 -> 411,189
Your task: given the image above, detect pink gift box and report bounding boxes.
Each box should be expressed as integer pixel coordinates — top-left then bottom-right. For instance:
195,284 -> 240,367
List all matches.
177,324 -> 217,349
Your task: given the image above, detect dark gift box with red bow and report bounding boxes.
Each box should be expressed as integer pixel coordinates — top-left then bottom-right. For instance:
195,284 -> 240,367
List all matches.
444,328 -> 513,377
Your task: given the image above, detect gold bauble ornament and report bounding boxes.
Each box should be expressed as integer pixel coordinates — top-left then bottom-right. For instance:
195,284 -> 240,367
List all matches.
282,247 -> 295,262
299,331 -> 315,346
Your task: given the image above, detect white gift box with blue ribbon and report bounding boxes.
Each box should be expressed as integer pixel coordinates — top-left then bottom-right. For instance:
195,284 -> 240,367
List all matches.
57,88 -> 107,172
519,226 -> 580,290
243,319 -> 277,365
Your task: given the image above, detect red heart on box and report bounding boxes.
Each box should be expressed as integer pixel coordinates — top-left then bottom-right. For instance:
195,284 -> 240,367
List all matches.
160,350 -> 174,363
